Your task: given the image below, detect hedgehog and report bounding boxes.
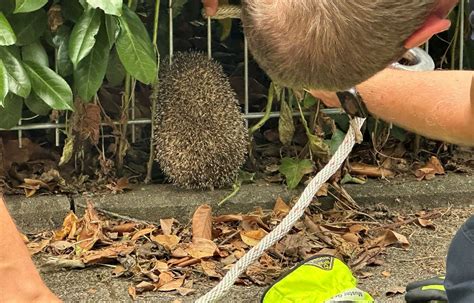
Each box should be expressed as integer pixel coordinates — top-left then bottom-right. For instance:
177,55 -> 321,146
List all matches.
153,52 -> 248,189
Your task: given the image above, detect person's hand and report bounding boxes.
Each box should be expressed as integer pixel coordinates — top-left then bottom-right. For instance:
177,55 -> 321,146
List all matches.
405,276 -> 447,303
202,0 -> 218,16
308,89 -> 340,108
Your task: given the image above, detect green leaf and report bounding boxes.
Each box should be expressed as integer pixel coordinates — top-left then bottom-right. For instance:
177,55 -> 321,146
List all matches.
325,129 -> 345,156
23,61 -> 73,110
69,8 -> 102,67
279,158 -> 314,190
0,0 -> 16,15
0,60 -> 9,106
14,0 -> 47,13
303,94 -> 317,108
172,0 -> 188,18
105,48 -> 125,86
105,14 -> 118,49
341,173 -> 366,185
24,91 -> 50,115
52,27 -> 73,77
74,26 -> 109,101
62,0 -> 84,22
21,41 -> 48,66
0,47 -> 31,97
86,0 -> 122,16
0,93 -> 22,129
278,99 -> 295,145
116,6 -> 157,84
8,9 -> 47,46
0,12 -> 16,45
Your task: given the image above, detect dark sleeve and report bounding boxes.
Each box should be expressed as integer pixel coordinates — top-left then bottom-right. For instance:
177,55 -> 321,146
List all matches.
470,0 -> 474,40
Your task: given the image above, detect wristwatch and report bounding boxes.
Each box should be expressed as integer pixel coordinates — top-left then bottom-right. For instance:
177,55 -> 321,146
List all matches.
336,87 -> 368,118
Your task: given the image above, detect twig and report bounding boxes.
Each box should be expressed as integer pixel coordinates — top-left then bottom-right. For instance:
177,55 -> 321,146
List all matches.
371,212 -> 441,232
218,183 -> 240,206
397,256 -> 440,262
219,230 -> 240,246
75,202 -> 159,226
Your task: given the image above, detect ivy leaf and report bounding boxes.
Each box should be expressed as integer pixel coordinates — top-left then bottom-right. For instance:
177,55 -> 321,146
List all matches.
278,99 -> 295,145
8,9 -> 47,46
0,0 -> 16,15
106,48 -> 125,86
0,60 -> 9,106
116,6 -> 157,84
23,61 -> 73,110
279,158 -> 314,189
52,27 -> 74,77
13,0 -> 48,14
21,41 -> 49,66
0,47 -> 31,97
0,12 -> 16,45
24,91 -> 50,115
74,26 -> 110,101
86,0 -> 122,16
69,7 -> 102,67
105,14 -> 118,49
324,129 -> 345,156
62,0 -> 84,23
0,93 -> 22,129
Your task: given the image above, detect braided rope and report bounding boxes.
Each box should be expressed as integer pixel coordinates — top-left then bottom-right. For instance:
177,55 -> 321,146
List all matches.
196,118 -> 366,303
202,4 -> 242,20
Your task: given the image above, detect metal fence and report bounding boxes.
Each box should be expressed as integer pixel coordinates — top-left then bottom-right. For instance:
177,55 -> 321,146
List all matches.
1,1 -> 470,148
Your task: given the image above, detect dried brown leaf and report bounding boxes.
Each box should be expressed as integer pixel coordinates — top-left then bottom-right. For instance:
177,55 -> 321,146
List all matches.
153,260 -> 169,272
50,240 -> 74,251
192,204 -> 213,241
378,230 -> 410,248
158,277 -> 185,292
214,214 -> 243,223
160,219 -> 175,236
54,211 -> 79,241
240,229 -> 268,247
185,238 -> 217,259
128,285 -> 137,300
151,234 -> 181,250
386,287 -> 405,297
131,227 -> 156,242
417,218 -> 436,230
272,197 -> 290,219
177,287 -> 195,296
382,271 -> 391,277
342,233 -> 360,244
27,239 -> 51,255
108,222 -> 137,234
200,260 -> 221,278
80,242 -> 134,264
415,156 -> 445,180
350,163 -> 395,178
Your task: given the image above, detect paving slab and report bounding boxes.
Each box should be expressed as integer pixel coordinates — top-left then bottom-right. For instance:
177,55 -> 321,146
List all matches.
5,194 -> 71,234
74,181 -> 296,224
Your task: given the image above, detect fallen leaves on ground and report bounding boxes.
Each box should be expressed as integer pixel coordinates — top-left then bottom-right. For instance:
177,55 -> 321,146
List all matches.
27,196 -> 443,300
415,156 -> 445,180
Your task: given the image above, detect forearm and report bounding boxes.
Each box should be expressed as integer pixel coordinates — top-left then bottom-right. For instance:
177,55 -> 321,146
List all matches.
0,196 -> 60,302
312,69 -> 474,146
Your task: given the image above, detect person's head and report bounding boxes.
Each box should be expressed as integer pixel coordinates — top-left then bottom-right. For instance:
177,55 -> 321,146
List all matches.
241,0 -> 458,91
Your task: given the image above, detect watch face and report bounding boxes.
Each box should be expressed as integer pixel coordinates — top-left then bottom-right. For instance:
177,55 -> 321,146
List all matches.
336,90 -> 368,118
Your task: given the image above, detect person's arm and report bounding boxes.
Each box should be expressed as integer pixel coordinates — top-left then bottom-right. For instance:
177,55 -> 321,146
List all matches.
310,68 -> 474,146
0,196 -> 61,302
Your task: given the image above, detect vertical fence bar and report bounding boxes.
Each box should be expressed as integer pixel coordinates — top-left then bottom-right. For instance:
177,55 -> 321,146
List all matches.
169,0 -> 173,64
207,17 -> 212,59
55,119 -> 60,147
244,36 -> 249,127
459,0 -> 465,70
18,120 -> 22,148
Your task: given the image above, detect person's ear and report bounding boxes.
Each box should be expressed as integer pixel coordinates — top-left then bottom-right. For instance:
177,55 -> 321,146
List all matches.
404,15 -> 452,49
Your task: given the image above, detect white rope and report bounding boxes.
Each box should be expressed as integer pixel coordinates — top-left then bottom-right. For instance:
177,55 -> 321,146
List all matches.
196,117 -> 366,303
202,5 -> 241,19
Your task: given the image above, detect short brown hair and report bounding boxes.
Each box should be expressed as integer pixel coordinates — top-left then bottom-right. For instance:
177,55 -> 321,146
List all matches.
241,0 -> 437,91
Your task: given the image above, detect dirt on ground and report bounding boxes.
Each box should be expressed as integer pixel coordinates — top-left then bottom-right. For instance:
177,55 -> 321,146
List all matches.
35,206 -> 473,303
